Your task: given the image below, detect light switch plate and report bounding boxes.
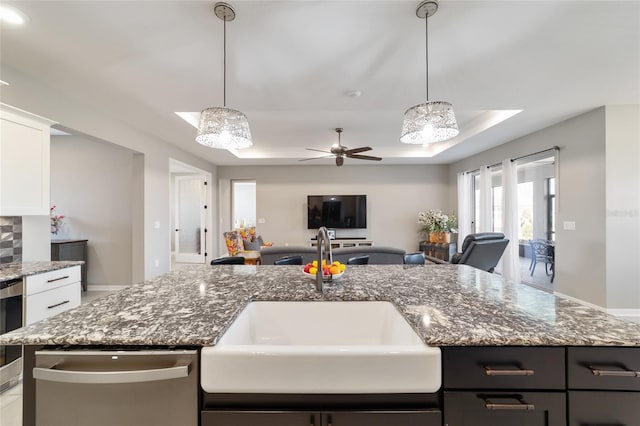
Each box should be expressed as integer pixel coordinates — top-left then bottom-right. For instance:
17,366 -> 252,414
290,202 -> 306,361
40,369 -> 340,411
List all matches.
563,221 -> 576,230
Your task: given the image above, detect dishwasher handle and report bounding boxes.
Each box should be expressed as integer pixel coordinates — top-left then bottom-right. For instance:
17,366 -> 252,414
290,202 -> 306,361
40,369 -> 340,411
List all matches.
33,360 -> 191,384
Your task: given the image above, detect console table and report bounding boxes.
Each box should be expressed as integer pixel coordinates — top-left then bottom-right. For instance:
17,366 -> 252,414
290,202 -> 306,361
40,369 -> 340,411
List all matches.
51,239 -> 88,291
310,239 -> 374,249
419,241 -> 457,262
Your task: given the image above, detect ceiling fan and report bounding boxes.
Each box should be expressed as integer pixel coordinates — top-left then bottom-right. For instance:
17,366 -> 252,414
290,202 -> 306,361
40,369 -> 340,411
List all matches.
300,128 -> 382,167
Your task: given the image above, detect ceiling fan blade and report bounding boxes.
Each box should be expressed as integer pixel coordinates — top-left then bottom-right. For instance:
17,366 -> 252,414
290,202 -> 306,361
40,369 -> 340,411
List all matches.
345,146 -> 372,155
299,155 -> 335,162
306,148 -> 333,154
347,154 -> 382,161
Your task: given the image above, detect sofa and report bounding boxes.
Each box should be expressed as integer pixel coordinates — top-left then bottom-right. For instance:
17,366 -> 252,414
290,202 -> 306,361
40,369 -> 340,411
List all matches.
259,246 -> 317,265
332,246 -> 406,265
260,245 -> 407,265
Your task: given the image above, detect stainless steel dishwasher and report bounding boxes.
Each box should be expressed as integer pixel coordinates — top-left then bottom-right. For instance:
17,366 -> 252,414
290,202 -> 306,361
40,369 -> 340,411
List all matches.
33,348 -> 198,426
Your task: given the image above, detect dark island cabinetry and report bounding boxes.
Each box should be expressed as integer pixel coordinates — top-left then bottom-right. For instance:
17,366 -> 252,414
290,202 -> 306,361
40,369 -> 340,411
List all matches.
442,346 -> 640,426
567,347 -> 640,425
443,347 -> 566,425
201,394 -> 441,426
203,410 -> 440,426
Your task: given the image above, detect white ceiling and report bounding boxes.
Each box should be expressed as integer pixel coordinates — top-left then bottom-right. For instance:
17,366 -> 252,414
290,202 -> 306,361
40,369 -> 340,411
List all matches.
2,1 -> 639,166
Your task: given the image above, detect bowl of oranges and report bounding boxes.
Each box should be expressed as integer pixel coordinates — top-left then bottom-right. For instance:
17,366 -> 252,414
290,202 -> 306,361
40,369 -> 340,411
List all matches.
303,259 -> 346,281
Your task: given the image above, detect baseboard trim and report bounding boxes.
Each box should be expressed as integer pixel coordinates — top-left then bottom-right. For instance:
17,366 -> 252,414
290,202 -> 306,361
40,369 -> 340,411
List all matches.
553,291 -> 607,312
86,285 -> 129,292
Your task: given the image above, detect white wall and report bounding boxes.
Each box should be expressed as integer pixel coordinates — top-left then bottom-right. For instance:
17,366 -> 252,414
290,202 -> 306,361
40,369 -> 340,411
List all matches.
50,135 -> 134,288
217,165 -> 452,253
0,65 -> 217,280
605,105 -> 640,310
450,108 -> 608,308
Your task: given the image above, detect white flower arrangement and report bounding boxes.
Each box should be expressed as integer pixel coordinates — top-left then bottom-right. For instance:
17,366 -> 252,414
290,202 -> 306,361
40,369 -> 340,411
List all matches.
418,209 -> 457,235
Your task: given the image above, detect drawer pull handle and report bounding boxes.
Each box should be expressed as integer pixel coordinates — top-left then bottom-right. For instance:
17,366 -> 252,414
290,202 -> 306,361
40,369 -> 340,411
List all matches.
327,414 -> 333,426
47,275 -> 70,283
483,395 -> 535,411
589,365 -> 640,377
484,366 -> 535,376
47,300 -> 70,309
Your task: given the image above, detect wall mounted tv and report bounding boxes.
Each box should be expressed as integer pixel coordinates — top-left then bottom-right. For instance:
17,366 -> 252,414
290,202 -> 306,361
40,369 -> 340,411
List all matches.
307,195 -> 367,229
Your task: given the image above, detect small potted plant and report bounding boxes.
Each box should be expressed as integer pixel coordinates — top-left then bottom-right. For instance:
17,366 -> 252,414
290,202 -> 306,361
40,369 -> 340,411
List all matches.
418,209 -> 457,243
50,205 -> 65,235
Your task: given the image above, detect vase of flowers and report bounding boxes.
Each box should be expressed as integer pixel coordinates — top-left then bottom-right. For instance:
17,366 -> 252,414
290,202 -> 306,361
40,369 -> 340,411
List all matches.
50,205 -> 65,235
418,209 -> 457,243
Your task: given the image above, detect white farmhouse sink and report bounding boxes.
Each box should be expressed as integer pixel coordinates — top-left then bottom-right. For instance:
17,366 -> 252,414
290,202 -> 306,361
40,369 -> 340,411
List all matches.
201,301 -> 441,394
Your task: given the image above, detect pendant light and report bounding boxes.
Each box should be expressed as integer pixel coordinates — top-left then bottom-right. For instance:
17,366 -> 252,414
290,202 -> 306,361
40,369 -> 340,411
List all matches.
196,2 -> 253,149
400,0 -> 459,145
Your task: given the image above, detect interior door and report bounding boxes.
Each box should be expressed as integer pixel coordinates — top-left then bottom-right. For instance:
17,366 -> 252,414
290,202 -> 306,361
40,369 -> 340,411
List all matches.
174,175 -> 206,263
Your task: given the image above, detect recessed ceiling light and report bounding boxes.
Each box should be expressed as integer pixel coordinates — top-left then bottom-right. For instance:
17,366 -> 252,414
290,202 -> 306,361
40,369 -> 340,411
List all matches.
345,90 -> 362,98
0,5 -> 29,25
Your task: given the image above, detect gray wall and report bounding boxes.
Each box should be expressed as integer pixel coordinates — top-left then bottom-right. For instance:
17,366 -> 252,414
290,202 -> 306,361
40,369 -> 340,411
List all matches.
1,65 -> 217,281
605,105 -> 640,310
50,135 -> 134,289
217,165 -> 452,254
450,108 -> 611,308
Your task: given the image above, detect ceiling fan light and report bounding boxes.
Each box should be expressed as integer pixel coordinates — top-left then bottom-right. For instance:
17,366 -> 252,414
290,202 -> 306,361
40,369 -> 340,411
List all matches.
400,101 -> 459,144
196,107 -> 253,149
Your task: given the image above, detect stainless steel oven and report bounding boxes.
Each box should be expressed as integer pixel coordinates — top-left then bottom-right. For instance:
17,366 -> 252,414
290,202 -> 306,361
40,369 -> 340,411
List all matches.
33,348 -> 198,426
0,277 -> 23,393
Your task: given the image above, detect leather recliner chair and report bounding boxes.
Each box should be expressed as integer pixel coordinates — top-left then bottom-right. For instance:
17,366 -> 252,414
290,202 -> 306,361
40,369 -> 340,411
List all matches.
450,232 -> 509,273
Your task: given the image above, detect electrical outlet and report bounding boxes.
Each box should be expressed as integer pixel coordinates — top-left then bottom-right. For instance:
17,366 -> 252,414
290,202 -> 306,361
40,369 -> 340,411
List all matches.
258,218 -> 266,224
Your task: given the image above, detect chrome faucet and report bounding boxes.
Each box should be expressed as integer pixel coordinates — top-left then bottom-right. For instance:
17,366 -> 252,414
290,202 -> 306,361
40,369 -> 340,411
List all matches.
316,226 -> 333,292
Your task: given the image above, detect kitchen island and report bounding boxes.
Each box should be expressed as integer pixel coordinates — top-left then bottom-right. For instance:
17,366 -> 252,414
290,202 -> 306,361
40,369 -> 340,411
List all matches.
2,264 -> 640,426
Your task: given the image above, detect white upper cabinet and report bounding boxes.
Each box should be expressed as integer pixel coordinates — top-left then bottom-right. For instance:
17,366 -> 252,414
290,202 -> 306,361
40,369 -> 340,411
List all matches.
0,103 -> 56,215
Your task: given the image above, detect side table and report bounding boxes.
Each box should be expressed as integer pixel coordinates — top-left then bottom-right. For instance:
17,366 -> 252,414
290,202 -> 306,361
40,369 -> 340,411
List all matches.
51,239 -> 88,291
419,241 -> 457,262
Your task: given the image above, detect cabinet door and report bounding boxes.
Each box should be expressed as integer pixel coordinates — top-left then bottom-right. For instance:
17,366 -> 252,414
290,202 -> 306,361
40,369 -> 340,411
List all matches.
323,410 -> 441,426
0,106 -> 53,215
569,391 -> 640,425
444,391 -> 566,426
202,411 -> 318,426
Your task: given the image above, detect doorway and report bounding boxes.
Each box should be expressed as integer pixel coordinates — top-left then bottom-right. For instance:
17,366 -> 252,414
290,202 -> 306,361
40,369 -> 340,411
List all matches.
170,159 -> 212,267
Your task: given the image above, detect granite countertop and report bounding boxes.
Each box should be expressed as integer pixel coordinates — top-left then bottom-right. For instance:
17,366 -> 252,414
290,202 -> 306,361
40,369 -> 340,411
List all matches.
2,264 -> 640,347
0,261 -> 84,281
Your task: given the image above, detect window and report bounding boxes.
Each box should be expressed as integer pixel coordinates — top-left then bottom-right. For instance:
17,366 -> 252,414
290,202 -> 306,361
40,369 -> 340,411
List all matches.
231,180 -> 256,229
518,181 -> 534,240
547,177 -> 555,241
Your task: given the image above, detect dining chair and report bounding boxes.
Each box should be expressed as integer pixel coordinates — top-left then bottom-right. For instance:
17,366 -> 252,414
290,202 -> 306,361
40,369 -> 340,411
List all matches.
274,255 -> 304,265
403,252 -> 426,265
529,240 -> 553,277
347,255 -> 369,265
210,256 -> 245,265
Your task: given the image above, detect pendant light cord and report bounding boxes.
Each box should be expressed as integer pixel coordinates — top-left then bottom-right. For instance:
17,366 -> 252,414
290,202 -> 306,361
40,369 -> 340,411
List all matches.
223,12 -> 227,107
425,12 -> 429,102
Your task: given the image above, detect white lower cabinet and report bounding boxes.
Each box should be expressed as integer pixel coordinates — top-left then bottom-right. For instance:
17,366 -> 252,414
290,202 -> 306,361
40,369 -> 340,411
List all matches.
25,266 -> 81,325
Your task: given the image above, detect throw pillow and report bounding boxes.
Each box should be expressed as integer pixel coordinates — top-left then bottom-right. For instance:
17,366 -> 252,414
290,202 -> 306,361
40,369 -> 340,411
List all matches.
243,239 -> 261,251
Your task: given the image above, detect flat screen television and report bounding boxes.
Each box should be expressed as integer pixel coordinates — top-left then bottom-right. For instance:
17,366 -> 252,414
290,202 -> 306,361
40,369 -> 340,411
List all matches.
307,195 -> 367,229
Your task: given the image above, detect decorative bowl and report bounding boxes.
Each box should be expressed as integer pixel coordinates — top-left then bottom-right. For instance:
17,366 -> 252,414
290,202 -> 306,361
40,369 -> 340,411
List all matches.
303,270 -> 344,281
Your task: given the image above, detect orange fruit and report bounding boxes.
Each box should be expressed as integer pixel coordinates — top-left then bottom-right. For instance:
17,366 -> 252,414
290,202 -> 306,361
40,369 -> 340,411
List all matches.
329,265 -> 341,275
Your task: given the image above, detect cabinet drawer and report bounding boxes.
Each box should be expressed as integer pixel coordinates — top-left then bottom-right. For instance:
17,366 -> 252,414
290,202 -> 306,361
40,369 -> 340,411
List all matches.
202,411 -> 317,425
26,266 -> 81,296
26,282 -> 81,325
568,391 -> 640,425
444,391 -> 566,426
325,410 -> 441,425
443,347 -> 565,390
568,347 -> 640,391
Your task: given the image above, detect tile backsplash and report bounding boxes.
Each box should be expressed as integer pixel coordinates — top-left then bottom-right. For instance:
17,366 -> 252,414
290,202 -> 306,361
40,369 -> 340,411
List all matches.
0,216 -> 22,264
